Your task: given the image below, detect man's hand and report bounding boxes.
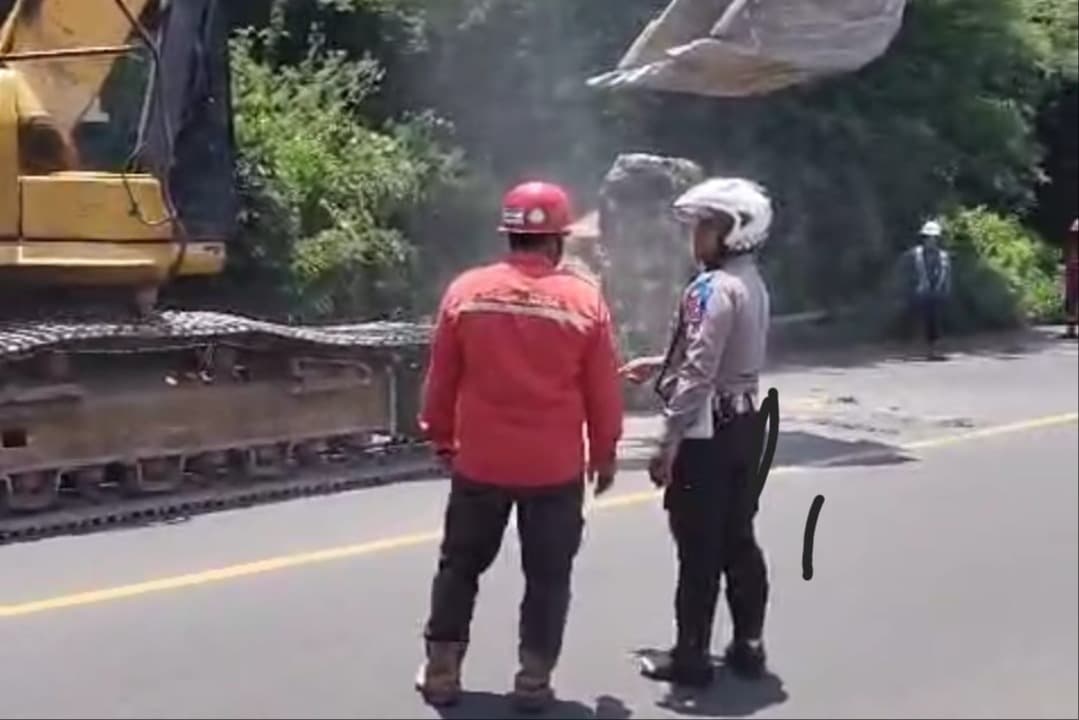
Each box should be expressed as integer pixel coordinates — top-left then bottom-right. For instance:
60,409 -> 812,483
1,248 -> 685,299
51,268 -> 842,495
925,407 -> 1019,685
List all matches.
435,447 -> 455,474
648,444 -> 677,488
619,356 -> 665,386
588,461 -> 617,497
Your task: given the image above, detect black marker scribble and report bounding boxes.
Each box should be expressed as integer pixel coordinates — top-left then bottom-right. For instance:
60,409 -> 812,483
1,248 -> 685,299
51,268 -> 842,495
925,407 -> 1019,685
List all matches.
802,495 -> 825,581
752,388 -> 780,502
748,389 -> 826,582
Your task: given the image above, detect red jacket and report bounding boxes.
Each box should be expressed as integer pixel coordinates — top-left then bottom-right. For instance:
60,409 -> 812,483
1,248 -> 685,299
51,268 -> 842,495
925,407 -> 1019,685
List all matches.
419,252 -> 624,488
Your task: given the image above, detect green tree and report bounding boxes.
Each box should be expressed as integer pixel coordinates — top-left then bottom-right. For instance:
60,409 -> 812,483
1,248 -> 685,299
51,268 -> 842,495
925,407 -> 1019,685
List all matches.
216,0 -> 1077,329
383,0 -> 1066,317
224,24 -> 456,321
943,207 -> 1061,328
1024,0 -> 1079,241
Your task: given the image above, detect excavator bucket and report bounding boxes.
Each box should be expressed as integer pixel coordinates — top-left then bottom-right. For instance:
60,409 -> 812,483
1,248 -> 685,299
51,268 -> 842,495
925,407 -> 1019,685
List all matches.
588,0 -> 909,97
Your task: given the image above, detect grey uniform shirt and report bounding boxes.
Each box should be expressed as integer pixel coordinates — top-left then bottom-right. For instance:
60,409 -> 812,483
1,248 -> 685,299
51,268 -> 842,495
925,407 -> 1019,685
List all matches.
657,255 -> 770,449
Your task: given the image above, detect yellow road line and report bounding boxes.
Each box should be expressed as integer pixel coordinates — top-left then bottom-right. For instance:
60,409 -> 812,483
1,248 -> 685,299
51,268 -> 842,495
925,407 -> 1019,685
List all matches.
905,413 -> 1079,450
1,411 -> 1075,619
0,532 -> 441,618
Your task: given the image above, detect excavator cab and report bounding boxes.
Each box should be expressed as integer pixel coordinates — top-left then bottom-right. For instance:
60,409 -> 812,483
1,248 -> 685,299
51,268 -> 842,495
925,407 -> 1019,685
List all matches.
0,0 -> 235,305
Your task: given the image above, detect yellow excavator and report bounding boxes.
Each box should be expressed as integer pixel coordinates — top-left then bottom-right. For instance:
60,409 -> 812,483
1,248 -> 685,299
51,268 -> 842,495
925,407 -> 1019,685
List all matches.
0,0 -> 429,530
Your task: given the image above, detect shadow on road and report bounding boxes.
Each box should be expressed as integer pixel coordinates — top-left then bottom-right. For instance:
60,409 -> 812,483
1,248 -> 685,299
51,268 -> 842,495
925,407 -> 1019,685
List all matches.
618,429 -> 911,474
656,668 -> 788,718
775,431 -> 914,468
631,648 -> 788,718
432,691 -> 633,719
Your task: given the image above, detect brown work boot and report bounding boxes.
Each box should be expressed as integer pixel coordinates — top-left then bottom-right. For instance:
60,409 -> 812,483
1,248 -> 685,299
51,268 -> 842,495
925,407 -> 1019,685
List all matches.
511,649 -> 556,714
415,641 -> 467,707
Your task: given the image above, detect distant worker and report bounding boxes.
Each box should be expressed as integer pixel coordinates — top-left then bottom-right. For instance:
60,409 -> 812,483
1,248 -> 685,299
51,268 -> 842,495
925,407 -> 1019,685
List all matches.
622,177 -> 774,687
1063,219 -> 1078,340
414,181 -> 624,712
904,220 -> 952,360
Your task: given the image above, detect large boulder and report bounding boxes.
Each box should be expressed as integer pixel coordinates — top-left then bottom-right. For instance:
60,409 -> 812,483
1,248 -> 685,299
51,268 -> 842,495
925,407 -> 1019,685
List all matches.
599,154 -> 704,357
563,154 -> 705,410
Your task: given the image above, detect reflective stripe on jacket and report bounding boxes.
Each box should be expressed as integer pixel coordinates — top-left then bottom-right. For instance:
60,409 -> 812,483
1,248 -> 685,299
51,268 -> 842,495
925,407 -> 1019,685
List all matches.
420,252 -> 624,488
912,245 -> 951,297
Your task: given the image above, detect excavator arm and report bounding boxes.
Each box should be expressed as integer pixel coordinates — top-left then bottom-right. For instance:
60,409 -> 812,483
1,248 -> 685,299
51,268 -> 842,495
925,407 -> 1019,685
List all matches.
588,0 -> 909,98
0,0 -> 154,141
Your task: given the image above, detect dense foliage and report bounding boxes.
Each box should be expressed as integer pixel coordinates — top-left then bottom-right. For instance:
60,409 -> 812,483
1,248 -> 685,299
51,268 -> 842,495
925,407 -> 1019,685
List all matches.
947,208 -> 1062,324
220,0 -> 1078,331
218,20 -> 461,321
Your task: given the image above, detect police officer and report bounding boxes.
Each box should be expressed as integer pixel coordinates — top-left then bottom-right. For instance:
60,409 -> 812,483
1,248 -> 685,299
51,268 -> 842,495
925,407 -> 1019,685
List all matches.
623,177 -> 773,687
415,181 -> 624,712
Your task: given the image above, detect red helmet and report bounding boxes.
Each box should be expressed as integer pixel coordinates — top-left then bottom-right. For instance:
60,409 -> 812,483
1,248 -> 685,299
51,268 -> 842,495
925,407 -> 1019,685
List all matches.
498,181 -> 573,235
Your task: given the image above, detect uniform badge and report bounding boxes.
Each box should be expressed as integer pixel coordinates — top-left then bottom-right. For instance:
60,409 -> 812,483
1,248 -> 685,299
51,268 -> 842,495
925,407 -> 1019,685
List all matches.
683,274 -> 714,326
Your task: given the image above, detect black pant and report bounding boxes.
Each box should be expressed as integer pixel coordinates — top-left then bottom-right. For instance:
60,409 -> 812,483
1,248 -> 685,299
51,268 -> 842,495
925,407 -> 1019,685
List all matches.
663,414 -> 769,663
424,476 -> 585,667
915,295 -> 942,345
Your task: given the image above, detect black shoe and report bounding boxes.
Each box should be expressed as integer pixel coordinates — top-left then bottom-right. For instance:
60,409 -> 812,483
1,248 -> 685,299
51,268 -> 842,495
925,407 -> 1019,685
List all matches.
640,650 -> 714,688
724,640 -> 766,680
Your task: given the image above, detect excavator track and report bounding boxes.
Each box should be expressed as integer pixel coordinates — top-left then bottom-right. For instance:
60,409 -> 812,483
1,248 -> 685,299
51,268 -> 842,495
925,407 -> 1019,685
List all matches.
0,310 -> 439,544
0,440 -> 438,544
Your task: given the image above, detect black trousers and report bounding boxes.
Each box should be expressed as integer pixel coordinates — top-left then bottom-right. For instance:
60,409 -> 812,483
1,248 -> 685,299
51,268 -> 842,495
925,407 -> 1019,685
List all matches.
664,413 -> 769,662
424,476 -> 585,667
914,295 -> 942,345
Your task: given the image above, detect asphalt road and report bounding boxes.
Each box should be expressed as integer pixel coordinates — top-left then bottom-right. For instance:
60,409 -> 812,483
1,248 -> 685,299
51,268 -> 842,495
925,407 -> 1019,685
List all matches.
1,330 -> 1076,719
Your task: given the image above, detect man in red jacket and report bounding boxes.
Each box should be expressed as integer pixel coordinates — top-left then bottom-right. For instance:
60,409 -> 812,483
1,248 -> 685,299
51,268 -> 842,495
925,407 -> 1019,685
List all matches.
415,181 -> 624,712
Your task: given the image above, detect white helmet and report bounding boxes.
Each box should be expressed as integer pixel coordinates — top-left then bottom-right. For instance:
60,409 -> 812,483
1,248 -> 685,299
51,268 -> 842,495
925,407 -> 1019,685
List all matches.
920,220 -> 943,237
672,177 -> 774,253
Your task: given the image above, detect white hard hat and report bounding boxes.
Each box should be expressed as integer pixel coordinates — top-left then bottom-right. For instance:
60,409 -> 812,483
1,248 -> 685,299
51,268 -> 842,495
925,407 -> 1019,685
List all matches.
920,220 -> 943,237
672,177 -> 774,253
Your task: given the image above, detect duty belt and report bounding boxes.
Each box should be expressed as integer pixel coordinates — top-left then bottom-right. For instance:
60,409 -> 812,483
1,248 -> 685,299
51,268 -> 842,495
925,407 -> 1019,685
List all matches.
715,390 -> 758,426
